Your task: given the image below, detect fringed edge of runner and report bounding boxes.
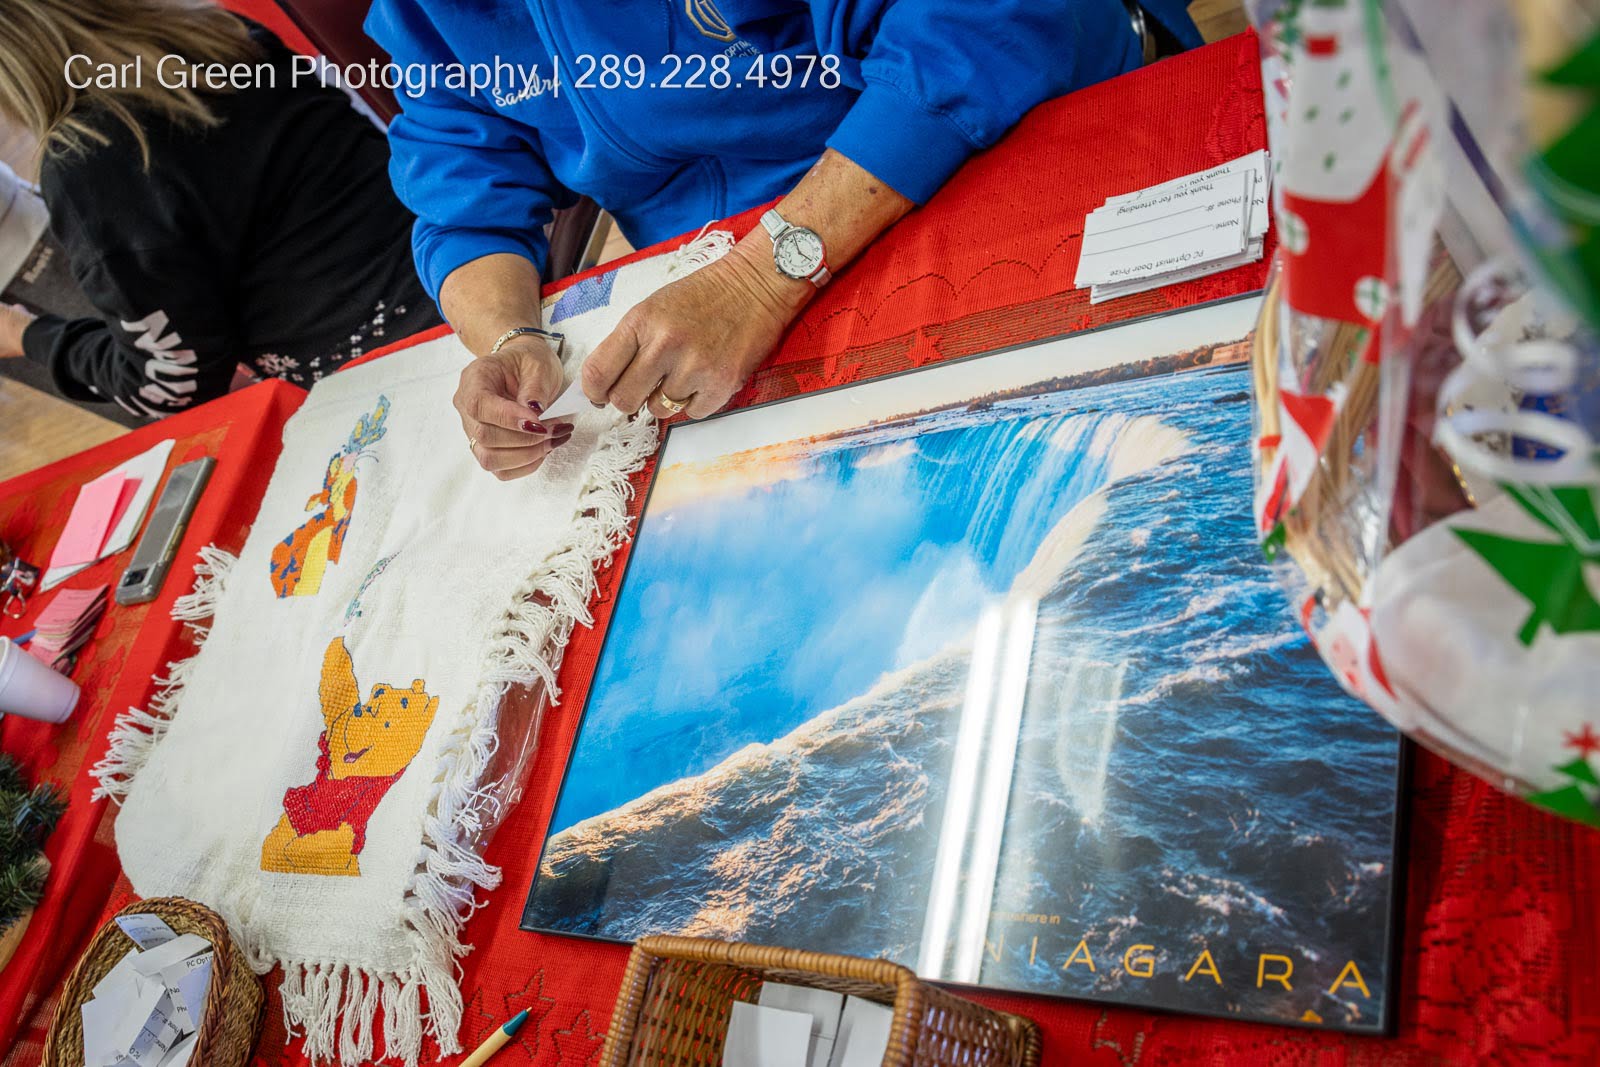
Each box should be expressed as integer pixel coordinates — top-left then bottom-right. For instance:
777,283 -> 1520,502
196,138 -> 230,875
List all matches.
281,229 -> 727,1067
89,544 -> 237,803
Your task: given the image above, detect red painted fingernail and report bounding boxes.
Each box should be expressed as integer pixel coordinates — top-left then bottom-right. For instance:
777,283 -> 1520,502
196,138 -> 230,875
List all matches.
528,400 -> 543,412
521,420 -> 547,434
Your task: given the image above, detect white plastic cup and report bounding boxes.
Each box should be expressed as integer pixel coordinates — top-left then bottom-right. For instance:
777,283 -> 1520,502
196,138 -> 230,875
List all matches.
0,636 -> 80,723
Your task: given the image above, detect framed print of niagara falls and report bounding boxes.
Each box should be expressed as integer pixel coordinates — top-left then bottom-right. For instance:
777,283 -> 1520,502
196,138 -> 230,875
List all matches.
522,295 -> 1405,1033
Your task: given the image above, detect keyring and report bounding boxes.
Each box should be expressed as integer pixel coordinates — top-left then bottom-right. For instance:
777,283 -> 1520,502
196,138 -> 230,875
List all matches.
0,553 -> 40,619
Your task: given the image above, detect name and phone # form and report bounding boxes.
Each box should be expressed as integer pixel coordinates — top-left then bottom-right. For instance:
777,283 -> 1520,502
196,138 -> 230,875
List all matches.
1074,150 -> 1270,303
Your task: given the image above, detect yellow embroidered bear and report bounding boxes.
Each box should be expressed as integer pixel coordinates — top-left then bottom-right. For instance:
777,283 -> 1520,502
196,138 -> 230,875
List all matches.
260,638 -> 439,877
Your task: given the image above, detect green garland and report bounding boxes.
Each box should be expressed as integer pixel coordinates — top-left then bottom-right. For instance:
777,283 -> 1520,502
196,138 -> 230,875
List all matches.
0,755 -> 65,933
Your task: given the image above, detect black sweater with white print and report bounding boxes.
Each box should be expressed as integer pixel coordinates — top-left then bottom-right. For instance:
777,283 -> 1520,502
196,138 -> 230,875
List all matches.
22,22 -> 440,418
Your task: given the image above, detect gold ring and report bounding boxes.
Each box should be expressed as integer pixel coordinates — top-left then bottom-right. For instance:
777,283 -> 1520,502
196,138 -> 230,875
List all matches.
467,435 -> 478,454
655,390 -> 689,415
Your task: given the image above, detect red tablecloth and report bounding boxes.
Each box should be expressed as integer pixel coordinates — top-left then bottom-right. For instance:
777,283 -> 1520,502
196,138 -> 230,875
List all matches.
4,32 -> 1598,1067
0,382 -> 305,1060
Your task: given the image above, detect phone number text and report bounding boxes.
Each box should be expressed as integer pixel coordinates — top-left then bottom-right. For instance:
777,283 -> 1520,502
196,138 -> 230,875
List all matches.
563,53 -> 843,91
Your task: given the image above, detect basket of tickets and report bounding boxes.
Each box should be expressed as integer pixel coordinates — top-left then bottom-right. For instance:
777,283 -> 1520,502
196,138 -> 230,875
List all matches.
42,897 -> 264,1067
601,936 -> 1041,1067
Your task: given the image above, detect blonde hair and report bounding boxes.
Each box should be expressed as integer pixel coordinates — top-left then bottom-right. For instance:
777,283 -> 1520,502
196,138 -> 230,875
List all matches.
0,0 -> 261,165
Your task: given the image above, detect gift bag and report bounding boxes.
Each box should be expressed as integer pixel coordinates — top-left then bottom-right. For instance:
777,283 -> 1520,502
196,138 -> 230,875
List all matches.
1247,0 -> 1600,827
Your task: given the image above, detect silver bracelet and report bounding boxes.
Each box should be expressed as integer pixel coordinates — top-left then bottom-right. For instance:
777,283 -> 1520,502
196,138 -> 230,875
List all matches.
489,325 -> 565,357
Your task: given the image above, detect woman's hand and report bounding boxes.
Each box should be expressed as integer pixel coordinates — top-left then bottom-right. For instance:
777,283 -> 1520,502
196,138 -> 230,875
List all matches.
452,335 -> 575,480
581,239 -> 810,420
0,303 -> 36,358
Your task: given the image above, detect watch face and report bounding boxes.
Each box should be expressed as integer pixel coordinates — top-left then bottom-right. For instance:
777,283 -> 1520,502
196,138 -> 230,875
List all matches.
774,227 -> 824,279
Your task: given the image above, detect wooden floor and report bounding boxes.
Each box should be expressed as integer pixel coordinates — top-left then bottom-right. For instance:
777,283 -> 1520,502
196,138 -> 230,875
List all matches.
0,378 -> 124,481
0,0 -> 1247,484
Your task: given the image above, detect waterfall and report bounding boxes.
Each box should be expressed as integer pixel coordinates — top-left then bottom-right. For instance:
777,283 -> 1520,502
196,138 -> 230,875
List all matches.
552,404 -> 1194,834
879,409 -> 1194,595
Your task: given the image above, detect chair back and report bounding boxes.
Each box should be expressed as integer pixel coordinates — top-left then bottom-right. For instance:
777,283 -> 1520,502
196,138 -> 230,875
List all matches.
273,0 -> 401,122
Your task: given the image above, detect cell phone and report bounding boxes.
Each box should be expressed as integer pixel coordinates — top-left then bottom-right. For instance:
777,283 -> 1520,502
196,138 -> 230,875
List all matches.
115,457 -> 216,607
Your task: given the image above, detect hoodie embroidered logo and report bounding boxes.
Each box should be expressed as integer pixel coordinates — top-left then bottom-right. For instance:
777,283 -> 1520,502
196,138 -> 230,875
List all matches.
119,309 -> 199,416
685,0 -> 736,41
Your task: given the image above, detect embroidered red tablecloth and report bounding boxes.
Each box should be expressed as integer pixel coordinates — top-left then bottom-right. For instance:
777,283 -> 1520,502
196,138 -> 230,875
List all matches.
3,32 -> 1597,1067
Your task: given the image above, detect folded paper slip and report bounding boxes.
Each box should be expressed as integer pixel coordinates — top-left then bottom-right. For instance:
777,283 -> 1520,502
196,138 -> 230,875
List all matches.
92,229 -> 735,1067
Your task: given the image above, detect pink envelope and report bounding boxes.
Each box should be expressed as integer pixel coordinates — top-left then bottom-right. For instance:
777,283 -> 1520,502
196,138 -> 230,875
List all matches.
46,474 -> 128,571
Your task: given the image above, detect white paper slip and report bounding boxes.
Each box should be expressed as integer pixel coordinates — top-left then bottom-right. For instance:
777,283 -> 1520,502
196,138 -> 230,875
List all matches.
99,439 -> 177,557
758,983 -> 844,1038
723,1001 -> 813,1067
81,992 -> 131,1067
1107,149 -> 1271,240
1075,171 -> 1250,287
1089,239 -> 1265,303
128,933 -> 211,977
158,952 -> 213,1032
758,983 -> 844,1067
158,1033 -> 198,1067
93,950 -> 149,1002
124,990 -> 187,1067
539,378 -> 590,421
39,561 -> 89,592
91,976 -> 165,1067
826,998 -> 894,1067
113,914 -> 179,951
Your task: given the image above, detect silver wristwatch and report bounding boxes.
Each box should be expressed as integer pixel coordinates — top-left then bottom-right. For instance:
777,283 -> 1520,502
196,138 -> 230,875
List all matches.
761,209 -> 831,287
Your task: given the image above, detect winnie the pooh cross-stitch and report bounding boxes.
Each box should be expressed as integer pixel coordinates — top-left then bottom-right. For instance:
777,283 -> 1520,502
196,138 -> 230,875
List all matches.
98,234 -> 743,1066
269,396 -> 389,598
261,636 -> 438,877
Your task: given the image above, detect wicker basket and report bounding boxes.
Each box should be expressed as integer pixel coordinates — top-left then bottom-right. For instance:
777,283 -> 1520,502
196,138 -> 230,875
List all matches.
42,897 -> 265,1067
601,936 -> 1041,1067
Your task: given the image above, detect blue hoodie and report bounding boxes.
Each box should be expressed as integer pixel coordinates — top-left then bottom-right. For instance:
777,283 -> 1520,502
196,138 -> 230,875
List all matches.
366,0 -> 1200,300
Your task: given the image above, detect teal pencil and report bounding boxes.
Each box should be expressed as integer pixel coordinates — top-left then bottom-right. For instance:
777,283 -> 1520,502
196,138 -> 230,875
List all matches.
460,1009 -> 530,1067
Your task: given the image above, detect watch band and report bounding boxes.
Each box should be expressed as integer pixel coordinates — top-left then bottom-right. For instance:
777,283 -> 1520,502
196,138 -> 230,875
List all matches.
761,208 -> 831,288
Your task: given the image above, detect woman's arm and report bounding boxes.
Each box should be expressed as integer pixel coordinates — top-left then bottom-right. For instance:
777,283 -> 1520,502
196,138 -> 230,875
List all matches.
438,253 -> 573,480
370,0 -> 575,478
574,0 -> 1163,427
580,149 -> 912,418
4,243 -> 237,418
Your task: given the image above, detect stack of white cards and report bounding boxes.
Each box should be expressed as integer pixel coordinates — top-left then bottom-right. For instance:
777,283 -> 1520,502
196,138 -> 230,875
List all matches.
722,984 -> 895,1067
1074,150 -> 1270,304
79,914 -> 213,1067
